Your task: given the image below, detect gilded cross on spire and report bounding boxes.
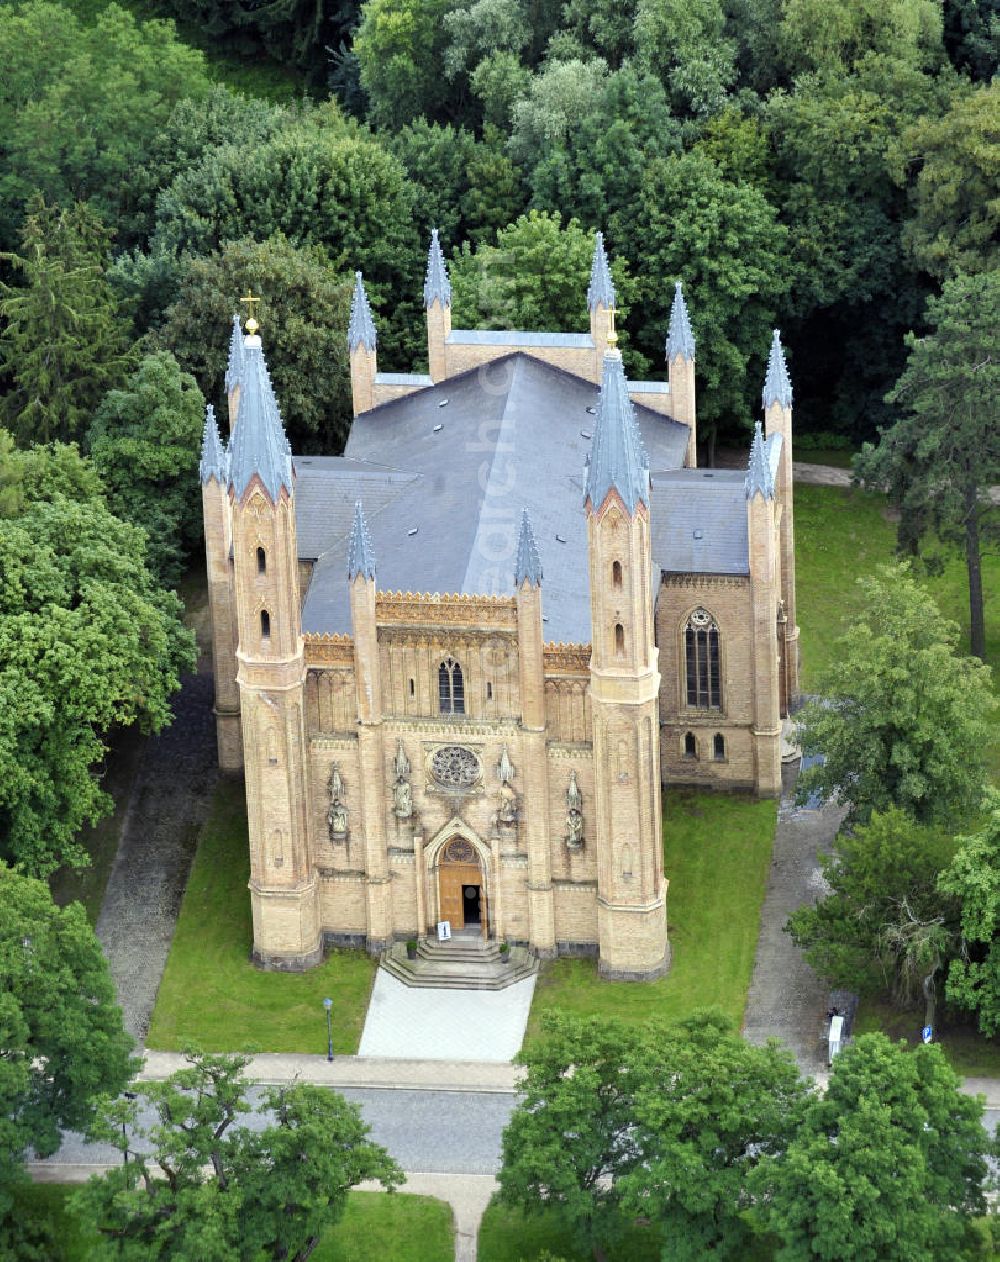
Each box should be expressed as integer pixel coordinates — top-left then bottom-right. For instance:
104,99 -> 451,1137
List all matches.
240,290 -> 261,335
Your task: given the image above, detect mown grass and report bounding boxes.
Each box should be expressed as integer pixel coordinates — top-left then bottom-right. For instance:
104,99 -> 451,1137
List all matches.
10,1184 -> 452,1262
524,790 -> 777,1045
147,777 -> 377,1054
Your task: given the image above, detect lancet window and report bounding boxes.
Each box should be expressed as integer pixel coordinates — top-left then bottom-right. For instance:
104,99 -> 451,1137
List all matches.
438,657 -> 465,715
685,608 -> 720,708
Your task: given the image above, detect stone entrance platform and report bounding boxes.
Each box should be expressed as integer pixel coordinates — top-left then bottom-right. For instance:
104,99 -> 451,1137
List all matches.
381,936 -> 538,991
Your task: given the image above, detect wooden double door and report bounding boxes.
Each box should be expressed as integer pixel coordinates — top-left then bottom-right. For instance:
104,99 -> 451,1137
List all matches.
437,839 -> 488,936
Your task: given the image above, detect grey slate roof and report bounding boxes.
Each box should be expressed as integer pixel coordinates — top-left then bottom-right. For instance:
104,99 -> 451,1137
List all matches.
650,469 -> 749,576
423,228 -> 452,309
298,353 -> 688,642
199,403 -> 228,485
745,420 -> 775,501
225,314 -> 244,394
515,509 -> 542,586
348,272 -> 377,353
587,231 -> 616,312
228,337 -> 293,503
447,329 -> 592,348
347,500 -> 377,580
666,282 -> 696,362
584,351 -> 650,516
762,329 -> 792,409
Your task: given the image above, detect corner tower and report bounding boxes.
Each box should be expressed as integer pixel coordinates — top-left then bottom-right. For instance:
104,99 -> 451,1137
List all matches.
587,231 -> 615,378
424,228 -> 452,383
763,330 -> 798,706
585,334 -> 669,980
229,316 -> 319,969
348,272 -> 378,417
666,282 -> 697,467
745,422 -> 783,797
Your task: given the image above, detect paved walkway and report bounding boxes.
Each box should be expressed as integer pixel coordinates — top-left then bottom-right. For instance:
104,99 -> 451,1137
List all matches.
358,969 -> 537,1061
95,669 -> 218,1042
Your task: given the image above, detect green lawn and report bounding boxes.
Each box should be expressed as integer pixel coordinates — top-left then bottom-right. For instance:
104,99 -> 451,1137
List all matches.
10,1184 -> 452,1262
525,791 -> 777,1044
147,777 -> 377,1054
854,997 -> 1000,1079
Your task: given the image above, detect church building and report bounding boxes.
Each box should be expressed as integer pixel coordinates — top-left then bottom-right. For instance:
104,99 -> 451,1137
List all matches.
200,231 -> 799,977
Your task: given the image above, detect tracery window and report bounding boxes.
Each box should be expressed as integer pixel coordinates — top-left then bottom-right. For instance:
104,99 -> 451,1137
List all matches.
685,608 -> 720,708
438,657 -> 465,715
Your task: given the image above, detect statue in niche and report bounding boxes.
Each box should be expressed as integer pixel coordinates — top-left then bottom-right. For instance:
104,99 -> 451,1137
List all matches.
565,770 -> 584,850
327,762 -> 348,841
392,740 -> 413,819
494,743 -> 519,829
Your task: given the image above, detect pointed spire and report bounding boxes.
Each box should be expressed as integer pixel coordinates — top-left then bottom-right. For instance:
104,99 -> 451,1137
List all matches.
585,353 -> 650,516
225,313 -> 245,394
514,509 -> 542,587
745,420 -> 775,501
199,403 -> 228,485
666,281 -> 695,362
348,271 -> 377,353
587,231 -> 616,312
228,337 -> 293,503
762,329 -> 792,410
347,500 -> 376,581
423,228 -> 452,309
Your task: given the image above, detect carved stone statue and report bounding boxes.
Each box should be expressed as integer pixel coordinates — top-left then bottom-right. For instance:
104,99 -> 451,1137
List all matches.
497,780 -> 519,826
327,762 -> 348,841
565,770 -> 584,850
392,740 -> 413,819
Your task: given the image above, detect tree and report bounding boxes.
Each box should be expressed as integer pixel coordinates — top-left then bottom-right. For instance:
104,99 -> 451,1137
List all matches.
74,1051 -> 402,1261
787,808 -> 959,1026
856,270 -> 1000,660
795,563 -> 994,829
499,1012 -> 805,1262
354,0 -> 459,130
754,1034 -> 990,1261
0,1 -> 209,247
939,791 -> 1000,1036
0,198 -> 129,444
88,351 -> 206,585
157,235 -> 353,453
0,867 -> 135,1248
0,443 -> 196,875
777,0 -> 944,76
899,81 -> 1000,278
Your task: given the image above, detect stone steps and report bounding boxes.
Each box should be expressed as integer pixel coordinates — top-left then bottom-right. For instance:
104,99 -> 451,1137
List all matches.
381,939 -> 538,990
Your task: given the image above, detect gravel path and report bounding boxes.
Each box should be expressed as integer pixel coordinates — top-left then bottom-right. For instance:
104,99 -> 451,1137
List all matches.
742,764 -> 847,1074
95,669 -> 218,1044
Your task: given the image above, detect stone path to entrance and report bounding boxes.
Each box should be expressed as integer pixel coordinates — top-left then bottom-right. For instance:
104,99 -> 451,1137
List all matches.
95,670 -> 218,1043
359,969 -> 537,1061
742,764 -> 846,1075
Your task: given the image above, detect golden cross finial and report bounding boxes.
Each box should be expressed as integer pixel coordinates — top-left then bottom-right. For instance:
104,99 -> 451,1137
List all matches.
240,290 -> 261,335
607,304 -> 618,348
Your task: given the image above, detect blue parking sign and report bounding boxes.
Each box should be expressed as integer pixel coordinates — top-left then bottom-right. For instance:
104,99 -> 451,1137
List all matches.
922,1026 -> 933,1043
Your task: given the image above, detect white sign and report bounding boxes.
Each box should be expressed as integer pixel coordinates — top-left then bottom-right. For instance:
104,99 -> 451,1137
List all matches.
922,1026 -> 933,1044
437,920 -> 452,942
828,1014 -> 844,1063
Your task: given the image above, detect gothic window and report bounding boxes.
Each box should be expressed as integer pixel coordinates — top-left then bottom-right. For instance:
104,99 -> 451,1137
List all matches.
257,546 -> 266,575
486,681 -> 493,701
614,623 -> 625,658
612,560 -> 623,588
409,678 -> 415,697
684,731 -> 697,758
713,733 -> 726,761
685,609 -> 720,708
260,609 -> 271,642
439,657 -> 465,715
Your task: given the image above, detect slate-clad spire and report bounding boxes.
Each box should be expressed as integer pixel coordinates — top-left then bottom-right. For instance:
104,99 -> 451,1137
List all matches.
225,313 -> 245,393
745,420 -> 775,501
423,228 -> 452,309
514,509 -> 542,586
348,271 -> 377,353
585,352 -> 650,516
347,500 -> 376,581
587,231 -> 616,312
228,335 -> 293,503
762,328 -> 792,410
666,281 -> 695,361
199,403 -> 228,485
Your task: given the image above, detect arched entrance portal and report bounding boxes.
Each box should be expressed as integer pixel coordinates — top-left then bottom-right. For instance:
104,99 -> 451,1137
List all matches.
438,838 -> 489,938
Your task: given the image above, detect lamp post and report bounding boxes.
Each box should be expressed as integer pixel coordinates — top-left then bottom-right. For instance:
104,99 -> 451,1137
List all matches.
323,997 -> 333,1062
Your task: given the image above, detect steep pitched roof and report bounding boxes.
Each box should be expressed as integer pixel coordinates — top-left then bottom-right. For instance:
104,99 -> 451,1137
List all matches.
199,403 -> 228,485
586,231 -> 616,312
423,228 -> 452,308
666,281 -> 696,362
225,313 -> 244,394
745,420 -> 775,501
515,509 -> 542,586
347,271 -> 377,353
347,499 -> 376,580
228,336 -> 293,503
762,329 -> 792,409
584,351 -> 650,516
650,469 -> 749,576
